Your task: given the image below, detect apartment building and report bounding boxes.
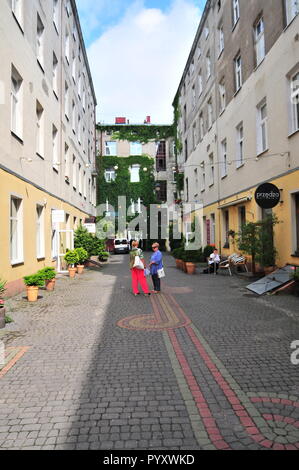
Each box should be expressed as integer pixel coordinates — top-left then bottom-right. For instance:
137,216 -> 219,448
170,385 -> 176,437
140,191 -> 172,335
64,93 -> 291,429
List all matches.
175,0 -> 299,267
97,119 -> 176,207
0,0 -> 97,295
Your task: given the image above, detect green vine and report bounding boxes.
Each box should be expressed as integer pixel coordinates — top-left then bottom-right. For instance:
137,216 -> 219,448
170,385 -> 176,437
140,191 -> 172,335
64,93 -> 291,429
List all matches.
172,95 -> 183,154
97,124 -> 174,144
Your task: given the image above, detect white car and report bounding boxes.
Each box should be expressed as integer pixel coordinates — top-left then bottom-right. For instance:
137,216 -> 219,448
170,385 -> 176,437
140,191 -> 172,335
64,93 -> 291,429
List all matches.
114,239 -> 129,254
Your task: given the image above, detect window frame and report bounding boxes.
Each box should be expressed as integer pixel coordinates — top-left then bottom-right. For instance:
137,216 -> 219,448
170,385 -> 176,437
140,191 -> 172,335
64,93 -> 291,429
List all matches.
10,195 -> 24,265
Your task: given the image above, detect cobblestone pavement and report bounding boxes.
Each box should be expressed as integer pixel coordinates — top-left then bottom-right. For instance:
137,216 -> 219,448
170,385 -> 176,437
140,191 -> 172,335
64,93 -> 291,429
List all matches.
0,254 -> 299,450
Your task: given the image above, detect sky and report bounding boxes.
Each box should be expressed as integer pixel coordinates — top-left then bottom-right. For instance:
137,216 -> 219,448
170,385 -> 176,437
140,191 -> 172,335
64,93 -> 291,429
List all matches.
76,0 -> 205,124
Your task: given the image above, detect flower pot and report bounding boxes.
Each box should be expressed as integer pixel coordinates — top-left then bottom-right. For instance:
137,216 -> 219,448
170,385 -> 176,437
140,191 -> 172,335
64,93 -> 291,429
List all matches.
77,265 -> 84,274
0,306 -> 5,329
263,266 -> 276,275
186,262 -> 196,274
182,261 -> 187,273
45,279 -> 56,291
68,267 -> 76,279
175,259 -> 181,269
27,286 -> 39,302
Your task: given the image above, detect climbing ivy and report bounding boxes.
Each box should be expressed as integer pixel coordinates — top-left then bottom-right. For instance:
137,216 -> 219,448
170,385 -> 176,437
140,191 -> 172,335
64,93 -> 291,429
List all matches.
97,124 -> 174,144
172,95 -> 183,155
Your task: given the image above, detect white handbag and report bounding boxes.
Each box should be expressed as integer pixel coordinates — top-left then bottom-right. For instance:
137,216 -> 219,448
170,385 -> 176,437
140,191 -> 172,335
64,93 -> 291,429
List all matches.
133,251 -> 144,270
157,267 -> 165,278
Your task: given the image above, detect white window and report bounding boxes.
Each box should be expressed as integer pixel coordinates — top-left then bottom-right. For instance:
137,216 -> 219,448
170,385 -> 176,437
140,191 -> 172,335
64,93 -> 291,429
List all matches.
72,155 -> 76,188
52,124 -> 59,168
53,0 -> 59,31
65,81 -> 69,118
105,169 -> 116,182
78,73 -> 82,98
205,26 -> 209,39
65,0 -> 71,16
130,142 -> 142,155
130,164 -> 140,183
234,54 -> 242,91
291,72 -> 299,132
198,72 -> 203,96
221,139 -> 227,178
218,25 -> 224,55
199,113 -> 204,141
190,60 -> 195,75
83,171 -> 87,198
233,0 -> 240,26
285,0 -> 299,24
72,100 -> 76,132
82,89 -> 86,110
209,154 -> 214,186
72,52 -> 76,82
53,52 -> 58,96
254,18 -> 265,66
36,204 -> 45,259
64,143 -> 69,178
219,80 -> 226,113
192,123 -> 197,150
257,100 -> 268,154
37,14 -> 45,68
36,100 -> 44,157
78,115 -> 81,143
78,163 -> 82,194
105,141 -> 117,156
11,65 -> 23,138
201,162 -> 205,192
236,122 -> 244,167
197,45 -> 201,59
11,0 -> 23,27
65,29 -> 70,62
192,84 -> 196,109
10,196 -> 23,265
206,52 -> 211,79
208,99 -> 213,129
194,168 -> 198,196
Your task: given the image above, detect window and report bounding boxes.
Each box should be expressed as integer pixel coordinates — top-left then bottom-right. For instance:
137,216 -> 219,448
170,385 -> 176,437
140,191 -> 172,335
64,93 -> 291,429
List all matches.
210,213 -> 215,245
200,162 -> 205,192
184,104 -> 187,132
12,0 -> 23,27
36,100 -> 44,157
72,155 -> 76,188
184,138 -> 188,162
192,84 -> 196,109
78,115 -> 81,143
205,26 -> 209,39
198,72 -> 203,96
221,139 -> 227,178
199,113 -> 204,141
218,25 -> 224,55
10,196 -> 23,264
53,52 -> 58,96
64,143 -> 69,179
53,0 -> 59,32
11,65 -> 23,138
83,171 -> 87,198
236,122 -> 244,167
105,168 -> 116,182
130,165 -> 140,183
78,163 -> 82,194
190,60 -> 195,75
285,0 -> 299,24
192,123 -> 197,150
37,14 -> 45,68
72,52 -> 76,82
223,210 -> 229,248
209,153 -> 214,186
185,177 -> 189,202
194,168 -> 198,195
219,79 -> 226,113
208,98 -> 213,129
257,99 -> 268,154
130,142 -> 142,155
197,45 -> 201,59
65,81 -> 69,118
291,72 -> 299,133
78,73 -> 82,98
206,52 -> 211,79
232,0 -> 240,26
156,141 -> 166,171
65,0 -> 71,16
254,18 -> 265,66
52,124 -> 59,169
238,206 -> 246,231
65,29 -> 70,62
105,141 -> 117,156
295,193 -> 299,254
234,54 -> 242,91
36,205 -> 45,259
72,100 -> 76,132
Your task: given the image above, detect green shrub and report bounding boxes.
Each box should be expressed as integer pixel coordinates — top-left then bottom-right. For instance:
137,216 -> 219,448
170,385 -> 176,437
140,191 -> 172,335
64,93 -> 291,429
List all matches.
74,225 -> 106,257
38,267 -> 56,281
5,315 -> 14,324
64,250 -> 79,267
0,278 -> 6,300
202,245 -> 215,260
75,247 -> 89,264
99,251 -> 109,262
293,270 -> 299,282
23,273 -> 45,287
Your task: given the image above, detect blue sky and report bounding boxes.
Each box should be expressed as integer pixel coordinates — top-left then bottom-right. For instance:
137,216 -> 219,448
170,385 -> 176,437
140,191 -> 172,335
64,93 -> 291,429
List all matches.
76,0 -> 203,123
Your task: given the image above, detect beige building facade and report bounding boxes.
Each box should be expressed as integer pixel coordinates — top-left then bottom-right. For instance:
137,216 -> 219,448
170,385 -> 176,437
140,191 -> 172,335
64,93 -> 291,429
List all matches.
175,0 -> 299,267
0,0 -> 97,295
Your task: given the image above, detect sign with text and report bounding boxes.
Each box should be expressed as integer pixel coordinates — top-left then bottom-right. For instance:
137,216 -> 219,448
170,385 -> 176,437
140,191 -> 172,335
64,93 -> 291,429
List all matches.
52,210 -> 65,224
84,223 -> 96,234
255,183 -> 281,209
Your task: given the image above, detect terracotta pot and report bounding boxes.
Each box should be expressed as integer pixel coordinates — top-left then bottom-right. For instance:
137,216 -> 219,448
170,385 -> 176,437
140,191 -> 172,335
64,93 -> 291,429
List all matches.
27,286 -> 39,302
45,279 -> 56,291
0,306 -> 5,329
177,259 -> 183,270
175,259 -> 181,269
182,261 -> 187,273
186,262 -> 196,274
77,265 -> 84,274
263,266 -> 276,275
68,267 -> 76,278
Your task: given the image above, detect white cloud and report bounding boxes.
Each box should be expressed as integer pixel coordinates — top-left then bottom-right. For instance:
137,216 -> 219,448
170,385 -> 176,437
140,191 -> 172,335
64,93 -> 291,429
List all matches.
86,0 -> 201,124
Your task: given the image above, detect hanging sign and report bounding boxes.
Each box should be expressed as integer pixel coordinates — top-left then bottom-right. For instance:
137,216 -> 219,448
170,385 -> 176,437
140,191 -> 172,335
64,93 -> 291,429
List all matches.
52,210 -> 65,224
255,183 -> 281,209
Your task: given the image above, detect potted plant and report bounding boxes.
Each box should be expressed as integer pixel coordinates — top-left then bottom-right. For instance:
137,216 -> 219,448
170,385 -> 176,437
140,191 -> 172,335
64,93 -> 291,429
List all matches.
98,250 -> 109,262
23,273 -> 45,302
75,247 -> 88,274
39,267 -> 57,291
182,251 -> 199,274
171,248 -> 182,269
0,278 -> 6,329
64,250 -> 79,278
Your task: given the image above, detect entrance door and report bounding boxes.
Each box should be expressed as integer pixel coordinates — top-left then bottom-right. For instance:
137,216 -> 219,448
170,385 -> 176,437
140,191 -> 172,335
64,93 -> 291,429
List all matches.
57,229 -> 74,273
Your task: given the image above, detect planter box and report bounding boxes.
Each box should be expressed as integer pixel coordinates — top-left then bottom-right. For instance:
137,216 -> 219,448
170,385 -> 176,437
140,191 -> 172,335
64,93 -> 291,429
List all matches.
186,262 -> 196,275
26,286 -> 39,302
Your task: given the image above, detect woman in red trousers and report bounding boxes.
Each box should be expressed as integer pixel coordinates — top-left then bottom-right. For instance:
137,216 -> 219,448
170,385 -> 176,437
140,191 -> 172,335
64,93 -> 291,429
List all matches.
129,240 -> 151,296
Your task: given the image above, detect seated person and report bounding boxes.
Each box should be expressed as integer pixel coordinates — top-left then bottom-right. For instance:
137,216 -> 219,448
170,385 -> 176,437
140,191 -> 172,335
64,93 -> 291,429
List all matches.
208,248 -> 220,273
